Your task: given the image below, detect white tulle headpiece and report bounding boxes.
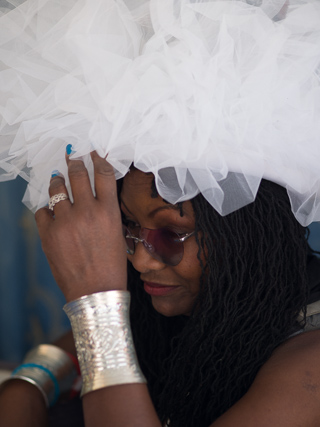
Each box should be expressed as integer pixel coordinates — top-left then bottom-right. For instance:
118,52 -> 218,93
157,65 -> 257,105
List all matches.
0,0 -> 320,225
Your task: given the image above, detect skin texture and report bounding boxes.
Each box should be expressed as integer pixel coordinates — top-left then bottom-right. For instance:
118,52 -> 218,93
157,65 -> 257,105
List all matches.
212,330 -> 320,427
0,380 -> 48,427
34,152 -> 128,302
1,153 -> 320,426
121,169 -> 202,317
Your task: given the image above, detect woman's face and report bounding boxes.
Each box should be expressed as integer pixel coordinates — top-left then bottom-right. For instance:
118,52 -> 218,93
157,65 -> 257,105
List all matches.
120,169 -> 203,317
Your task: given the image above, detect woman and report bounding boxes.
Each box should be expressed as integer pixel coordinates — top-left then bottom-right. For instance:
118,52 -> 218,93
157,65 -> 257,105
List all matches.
2,153 -> 320,427
0,0 -> 320,426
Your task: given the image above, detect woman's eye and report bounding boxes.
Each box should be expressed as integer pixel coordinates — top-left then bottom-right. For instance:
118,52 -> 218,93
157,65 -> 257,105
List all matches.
167,226 -> 190,237
120,212 -> 136,226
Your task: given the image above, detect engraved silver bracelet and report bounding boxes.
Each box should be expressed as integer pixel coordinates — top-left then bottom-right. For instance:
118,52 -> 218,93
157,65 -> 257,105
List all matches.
63,290 -> 146,397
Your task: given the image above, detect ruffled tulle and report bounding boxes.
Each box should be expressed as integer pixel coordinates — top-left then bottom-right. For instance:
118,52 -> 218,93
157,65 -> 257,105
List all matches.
0,0 -> 320,225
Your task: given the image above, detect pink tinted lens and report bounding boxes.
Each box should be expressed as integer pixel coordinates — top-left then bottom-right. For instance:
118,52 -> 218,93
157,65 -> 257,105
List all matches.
140,228 -> 184,266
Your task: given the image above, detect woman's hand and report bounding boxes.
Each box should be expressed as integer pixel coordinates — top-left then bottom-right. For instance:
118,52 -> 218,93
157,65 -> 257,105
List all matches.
35,151 -> 127,302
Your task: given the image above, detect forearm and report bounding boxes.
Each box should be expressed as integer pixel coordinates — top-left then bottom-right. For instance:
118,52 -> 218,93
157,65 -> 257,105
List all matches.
63,291 -> 161,427
52,331 -> 162,427
0,380 -> 48,427
83,384 -> 161,427
0,331 -> 78,427
35,154 -> 162,426
54,331 -> 162,427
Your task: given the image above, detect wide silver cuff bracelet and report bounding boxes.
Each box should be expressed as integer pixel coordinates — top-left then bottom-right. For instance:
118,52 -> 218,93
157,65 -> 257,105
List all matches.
64,290 -> 146,396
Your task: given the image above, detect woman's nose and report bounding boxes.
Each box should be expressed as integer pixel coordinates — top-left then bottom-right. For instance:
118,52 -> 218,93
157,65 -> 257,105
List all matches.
127,241 -> 166,274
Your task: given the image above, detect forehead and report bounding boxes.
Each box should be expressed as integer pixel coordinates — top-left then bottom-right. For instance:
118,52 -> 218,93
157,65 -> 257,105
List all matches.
120,169 -> 194,219
122,168 -> 155,195
121,169 -> 168,210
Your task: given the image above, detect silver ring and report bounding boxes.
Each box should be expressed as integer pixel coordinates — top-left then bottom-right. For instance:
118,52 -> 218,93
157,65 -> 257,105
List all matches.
48,193 -> 69,211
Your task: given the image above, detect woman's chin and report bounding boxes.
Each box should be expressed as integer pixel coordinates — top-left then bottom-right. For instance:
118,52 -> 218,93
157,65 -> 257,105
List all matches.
150,295 -> 193,317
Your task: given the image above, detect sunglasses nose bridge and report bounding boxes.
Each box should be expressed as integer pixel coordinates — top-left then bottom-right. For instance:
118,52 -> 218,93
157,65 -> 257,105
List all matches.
133,236 -> 144,244
124,233 -> 143,243
133,231 -> 152,250
134,237 -> 155,254
126,233 -> 154,253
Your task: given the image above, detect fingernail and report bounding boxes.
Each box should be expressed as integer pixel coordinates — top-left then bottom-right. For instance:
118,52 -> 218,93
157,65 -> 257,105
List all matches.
66,144 -> 74,155
51,170 -> 60,178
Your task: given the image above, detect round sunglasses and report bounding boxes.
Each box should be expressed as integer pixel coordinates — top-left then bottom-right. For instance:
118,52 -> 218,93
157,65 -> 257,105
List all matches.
122,224 -> 195,266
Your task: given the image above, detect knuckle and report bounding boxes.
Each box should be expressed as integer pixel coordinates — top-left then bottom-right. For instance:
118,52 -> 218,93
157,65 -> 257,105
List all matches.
68,160 -> 88,178
50,176 -> 66,191
92,156 -> 114,177
97,165 -> 114,178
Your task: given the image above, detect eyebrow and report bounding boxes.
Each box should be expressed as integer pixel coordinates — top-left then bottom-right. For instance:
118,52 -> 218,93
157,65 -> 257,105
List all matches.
120,198 -> 181,218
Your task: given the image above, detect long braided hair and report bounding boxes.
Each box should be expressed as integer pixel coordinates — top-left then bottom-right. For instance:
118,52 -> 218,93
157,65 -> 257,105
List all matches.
123,178 -> 310,426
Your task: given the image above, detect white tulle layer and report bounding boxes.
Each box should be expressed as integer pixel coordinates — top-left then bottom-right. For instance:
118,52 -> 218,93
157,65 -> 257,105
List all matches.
0,0 -> 320,225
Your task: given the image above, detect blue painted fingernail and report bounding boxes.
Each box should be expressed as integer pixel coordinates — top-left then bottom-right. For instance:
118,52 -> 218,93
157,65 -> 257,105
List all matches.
51,170 -> 60,178
66,144 -> 73,155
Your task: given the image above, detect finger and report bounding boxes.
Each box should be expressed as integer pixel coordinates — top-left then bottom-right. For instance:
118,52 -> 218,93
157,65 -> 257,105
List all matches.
66,145 -> 94,204
35,206 -> 54,235
48,172 -> 71,215
91,151 -> 117,205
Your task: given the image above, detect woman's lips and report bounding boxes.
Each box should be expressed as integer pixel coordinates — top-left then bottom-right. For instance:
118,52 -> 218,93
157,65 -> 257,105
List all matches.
143,282 -> 180,297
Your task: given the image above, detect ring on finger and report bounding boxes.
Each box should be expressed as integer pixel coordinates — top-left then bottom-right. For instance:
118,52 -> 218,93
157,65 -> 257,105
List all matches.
48,193 -> 69,211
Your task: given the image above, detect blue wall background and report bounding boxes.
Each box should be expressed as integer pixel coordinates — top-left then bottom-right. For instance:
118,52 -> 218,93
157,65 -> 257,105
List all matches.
0,177 -> 320,363
0,177 -> 70,363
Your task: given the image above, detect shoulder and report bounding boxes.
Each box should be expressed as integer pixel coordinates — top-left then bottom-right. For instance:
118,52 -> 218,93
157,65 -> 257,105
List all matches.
258,329 -> 320,390
211,330 -> 320,427
265,327 -> 320,365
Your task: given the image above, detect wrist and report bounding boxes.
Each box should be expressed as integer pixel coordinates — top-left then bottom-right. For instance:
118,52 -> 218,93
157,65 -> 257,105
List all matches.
64,282 -> 127,303
9,344 -> 79,407
64,290 -> 146,396
0,379 -> 48,426
1,378 -> 46,403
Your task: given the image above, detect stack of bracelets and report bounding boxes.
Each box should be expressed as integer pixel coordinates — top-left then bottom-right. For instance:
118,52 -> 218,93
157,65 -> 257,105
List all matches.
8,345 -> 80,407
5,290 -> 146,407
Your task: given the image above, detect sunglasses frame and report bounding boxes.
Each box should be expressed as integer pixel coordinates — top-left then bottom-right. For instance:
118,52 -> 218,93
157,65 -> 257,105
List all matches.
123,224 -> 195,266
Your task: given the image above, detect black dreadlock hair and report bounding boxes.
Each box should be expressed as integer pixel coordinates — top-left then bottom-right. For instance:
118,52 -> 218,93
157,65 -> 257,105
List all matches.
121,177 -> 310,427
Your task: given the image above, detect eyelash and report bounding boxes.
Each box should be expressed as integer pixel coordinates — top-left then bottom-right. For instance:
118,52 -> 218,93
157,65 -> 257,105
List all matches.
121,213 -> 139,227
